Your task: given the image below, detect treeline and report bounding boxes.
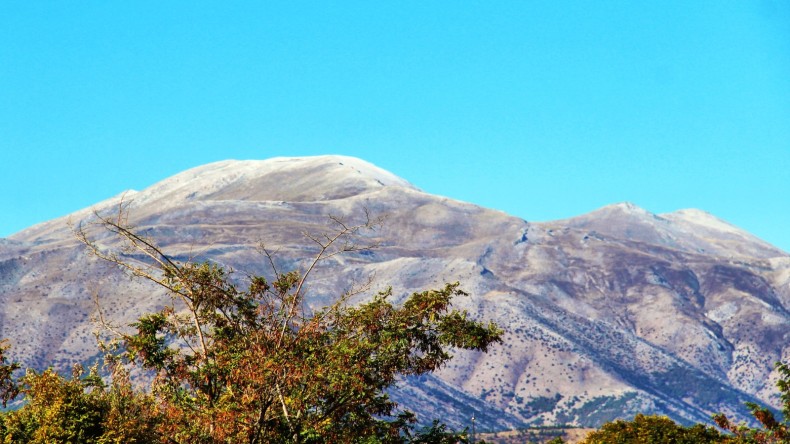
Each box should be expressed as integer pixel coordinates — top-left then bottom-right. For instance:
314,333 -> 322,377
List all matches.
577,390 -> 790,444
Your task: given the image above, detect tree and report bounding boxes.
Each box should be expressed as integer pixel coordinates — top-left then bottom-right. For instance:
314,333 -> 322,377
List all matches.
580,361 -> 790,444
580,413 -> 725,444
61,208 -> 503,443
0,362 -> 160,443
713,361 -> 790,443
0,340 -> 19,409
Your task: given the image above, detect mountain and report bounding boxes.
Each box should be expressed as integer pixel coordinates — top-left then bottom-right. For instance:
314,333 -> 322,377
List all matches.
1,155 -> 788,431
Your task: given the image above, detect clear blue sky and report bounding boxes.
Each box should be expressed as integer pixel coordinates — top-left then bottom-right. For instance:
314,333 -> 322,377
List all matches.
2,2 -> 789,252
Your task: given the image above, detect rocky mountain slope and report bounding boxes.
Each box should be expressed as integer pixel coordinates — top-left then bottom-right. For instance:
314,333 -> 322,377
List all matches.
1,156 -> 788,431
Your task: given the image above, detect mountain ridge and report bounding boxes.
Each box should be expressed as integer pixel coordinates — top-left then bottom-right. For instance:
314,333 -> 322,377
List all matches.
1,156 -> 788,431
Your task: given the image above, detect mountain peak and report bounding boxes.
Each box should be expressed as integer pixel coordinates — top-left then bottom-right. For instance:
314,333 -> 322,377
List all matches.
189,155 -> 415,188
126,156 -> 419,207
8,156 -> 419,243
608,201 -> 646,212
554,202 -> 786,258
4,156 -> 789,430
582,202 -> 657,221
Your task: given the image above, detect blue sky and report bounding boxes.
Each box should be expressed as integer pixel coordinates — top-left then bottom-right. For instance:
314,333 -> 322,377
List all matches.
2,2 -> 789,251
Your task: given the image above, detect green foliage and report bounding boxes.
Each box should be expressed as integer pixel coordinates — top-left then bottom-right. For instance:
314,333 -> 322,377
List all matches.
0,212 -> 501,443
0,364 -> 159,443
581,364 -> 790,444
518,394 -> 563,418
403,420 -> 469,444
0,340 -> 19,409
129,269 -> 499,443
553,392 -> 638,427
580,413 -> 725,444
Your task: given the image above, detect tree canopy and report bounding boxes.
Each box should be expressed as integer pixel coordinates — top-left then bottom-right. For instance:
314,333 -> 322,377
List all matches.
577,361 -> 790,444
579,414 -> 724,444
0,211 -> 503,443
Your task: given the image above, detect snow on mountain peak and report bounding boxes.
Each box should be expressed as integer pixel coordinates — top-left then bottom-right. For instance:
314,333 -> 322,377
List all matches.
125,155 -> 418,207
